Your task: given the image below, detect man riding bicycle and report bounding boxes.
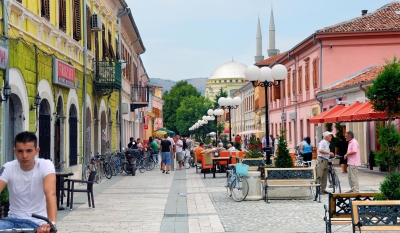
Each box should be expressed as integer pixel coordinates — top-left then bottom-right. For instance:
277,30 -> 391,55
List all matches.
0,131 -> 57,233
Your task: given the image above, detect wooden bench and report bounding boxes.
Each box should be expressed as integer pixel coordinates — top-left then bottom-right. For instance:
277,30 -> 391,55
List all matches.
351,200 -> 400,232
324,192 -> 379,233
263,167 -> 320,203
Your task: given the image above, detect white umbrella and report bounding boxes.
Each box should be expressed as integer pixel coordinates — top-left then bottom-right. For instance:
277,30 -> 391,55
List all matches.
208,132 -> 216,136
237,130 -> 263,135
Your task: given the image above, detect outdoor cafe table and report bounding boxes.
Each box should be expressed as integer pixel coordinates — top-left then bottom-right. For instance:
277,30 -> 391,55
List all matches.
55,172 -> 74,210
212,157 -> 231,178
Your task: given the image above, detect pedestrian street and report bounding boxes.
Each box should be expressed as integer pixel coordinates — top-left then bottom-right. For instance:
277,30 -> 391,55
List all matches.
56,165 -> 390,233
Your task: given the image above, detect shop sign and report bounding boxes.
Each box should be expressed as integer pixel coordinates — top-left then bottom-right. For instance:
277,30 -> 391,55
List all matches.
144,125 -> 148,129
53,58 -> 75,88
312,107 -> 319,116
0,46 -> 8,70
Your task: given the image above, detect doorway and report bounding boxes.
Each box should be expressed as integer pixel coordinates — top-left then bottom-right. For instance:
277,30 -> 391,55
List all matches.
69,105 -> 78,166
7,94 -> 24,162
54,97 -> 64,166
39,99 -> 51,160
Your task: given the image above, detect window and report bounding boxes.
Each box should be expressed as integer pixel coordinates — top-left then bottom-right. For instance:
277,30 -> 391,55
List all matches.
94,31 -> 99,74
58,0 -> 66,32
17,0 -> 22,3
282,80 -> 285,99
72,0 -> 82,41
287,71 -> 291,97
102,23 -> 108,59
298,66 -> 302,94
115,38 -> 120,60
108,30 -> 115,59
41,0 -> 50,20
305,62 -> 310,91
313,58 -> 318,88
292,70 -> 295,95
86,5 -> 91,50
274,82 -> 280,100
289,122 -> 292,141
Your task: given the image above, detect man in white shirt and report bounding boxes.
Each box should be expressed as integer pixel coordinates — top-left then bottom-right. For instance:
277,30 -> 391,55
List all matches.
317,131 -> 335,195
175,135 -> 184,170
0,131 -> 57,233
227,143 -> 237,151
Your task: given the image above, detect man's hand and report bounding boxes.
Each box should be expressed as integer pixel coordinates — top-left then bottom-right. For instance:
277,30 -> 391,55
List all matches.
36,223 -> 52,233
344,154 -> 347,159
329,152 -> 334,157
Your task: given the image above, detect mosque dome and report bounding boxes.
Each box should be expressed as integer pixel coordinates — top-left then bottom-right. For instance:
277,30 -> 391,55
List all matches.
209,61 -> 247,80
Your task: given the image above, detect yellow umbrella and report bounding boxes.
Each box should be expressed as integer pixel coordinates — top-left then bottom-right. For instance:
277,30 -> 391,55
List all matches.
153,131 -> 167,137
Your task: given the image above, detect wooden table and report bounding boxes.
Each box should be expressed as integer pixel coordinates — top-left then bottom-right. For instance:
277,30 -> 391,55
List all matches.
56,172 -> 74,210
212,157 -> 231,178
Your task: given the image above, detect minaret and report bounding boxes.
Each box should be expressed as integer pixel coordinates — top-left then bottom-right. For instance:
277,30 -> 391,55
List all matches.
267,6 -> 279,57
254,15 -> 264,63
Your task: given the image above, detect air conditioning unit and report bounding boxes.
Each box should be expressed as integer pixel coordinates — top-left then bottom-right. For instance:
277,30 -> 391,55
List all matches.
91,14 -> 102,31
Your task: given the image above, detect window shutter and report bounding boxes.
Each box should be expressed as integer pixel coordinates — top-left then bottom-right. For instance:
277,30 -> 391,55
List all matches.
41,0 -> 50,20
86,5 -> 92,50
313,59 -> 318,88
292,70 -> 295,95
102,23 -> 108,59
298,66 -> 302,94
73,0 -> 82,41
115,38 -> 120,60
287,72 -> 291,97
305,62 -> 310,91
95,32 -> 99,75
59,0 -> 66,32
108,30 -> 115,60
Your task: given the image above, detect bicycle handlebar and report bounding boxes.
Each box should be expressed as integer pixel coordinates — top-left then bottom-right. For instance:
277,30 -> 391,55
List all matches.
31,214 -> 57,232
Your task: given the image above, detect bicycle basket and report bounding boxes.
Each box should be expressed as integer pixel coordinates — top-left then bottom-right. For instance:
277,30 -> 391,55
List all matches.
235,163 -> 249,176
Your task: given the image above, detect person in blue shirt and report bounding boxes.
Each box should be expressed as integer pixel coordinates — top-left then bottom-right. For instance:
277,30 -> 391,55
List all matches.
300,136 -> 313,166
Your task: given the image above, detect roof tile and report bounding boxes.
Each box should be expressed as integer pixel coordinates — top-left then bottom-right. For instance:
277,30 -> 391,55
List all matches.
317,1 -> 400,33
255,51 -> 287,66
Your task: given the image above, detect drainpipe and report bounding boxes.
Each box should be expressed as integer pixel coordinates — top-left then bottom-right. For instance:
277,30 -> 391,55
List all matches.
1,0 -> 8,165
313,34 -> 323,144
117,8 -> 130,151
288,52 -> 297,147
130,40 -> 140,143
82,0 -> 87,179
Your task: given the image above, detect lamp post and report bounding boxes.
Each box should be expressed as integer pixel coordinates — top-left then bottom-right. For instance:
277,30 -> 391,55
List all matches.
245,64 -> 287,164
217,96 -> 242,143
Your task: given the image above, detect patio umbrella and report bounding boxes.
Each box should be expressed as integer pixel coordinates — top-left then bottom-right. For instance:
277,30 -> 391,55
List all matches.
237,129 -> 263,135
155,128 -> 174,134
153,131 -> 167,137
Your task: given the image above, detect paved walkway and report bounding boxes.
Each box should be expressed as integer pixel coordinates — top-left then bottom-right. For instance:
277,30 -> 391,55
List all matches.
56,164 -> 389,233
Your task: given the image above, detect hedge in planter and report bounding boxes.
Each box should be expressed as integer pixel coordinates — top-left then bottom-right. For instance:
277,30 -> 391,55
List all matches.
275,131 -> 293,168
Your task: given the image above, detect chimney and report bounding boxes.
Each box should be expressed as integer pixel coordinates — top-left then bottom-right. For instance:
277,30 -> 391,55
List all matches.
362,10 -> 368,16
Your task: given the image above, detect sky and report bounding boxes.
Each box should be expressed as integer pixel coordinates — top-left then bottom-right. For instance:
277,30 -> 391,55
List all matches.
127,0 -> 394,81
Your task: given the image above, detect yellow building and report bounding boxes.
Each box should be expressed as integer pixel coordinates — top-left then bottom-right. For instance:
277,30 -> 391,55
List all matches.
0,0 -> 147,178
204,60 -> 248,101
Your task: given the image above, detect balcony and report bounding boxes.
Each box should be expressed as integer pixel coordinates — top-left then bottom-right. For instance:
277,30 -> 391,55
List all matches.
130,85 -> 150,111
93,60 -> 122,96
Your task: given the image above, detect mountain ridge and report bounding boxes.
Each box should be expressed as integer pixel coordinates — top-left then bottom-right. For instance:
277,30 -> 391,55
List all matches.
149,77 -> 208,95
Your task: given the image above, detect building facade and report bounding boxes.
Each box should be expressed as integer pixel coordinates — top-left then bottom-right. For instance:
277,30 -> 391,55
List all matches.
0,0 -> 148,178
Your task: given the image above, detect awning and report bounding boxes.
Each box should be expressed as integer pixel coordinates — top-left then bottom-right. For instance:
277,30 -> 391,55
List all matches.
309,105 -> 346,124
337,102 -> 366,122
145,111 -> 156,118
351,102 -> 388,122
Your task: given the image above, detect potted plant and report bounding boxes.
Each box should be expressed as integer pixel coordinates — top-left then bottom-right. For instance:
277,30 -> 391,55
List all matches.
275,131 -> 293,168
0,185 -> 9,218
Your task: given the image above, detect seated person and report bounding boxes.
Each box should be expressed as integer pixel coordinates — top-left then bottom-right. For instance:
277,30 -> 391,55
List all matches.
227,143 -> 237,151
194,142 -> 205,156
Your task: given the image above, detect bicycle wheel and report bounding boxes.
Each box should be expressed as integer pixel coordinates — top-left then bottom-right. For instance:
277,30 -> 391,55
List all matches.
330,172 -> 336,193
332,170 -> 341,193
110,160 -> 117,176
97,162 -> 103,183
94,165 -> 100,184
146,158 -> 155,171
104,163 -> 112,179
85,165 -> 91,181
139,160 -> 146,173
230,176 -> 249,202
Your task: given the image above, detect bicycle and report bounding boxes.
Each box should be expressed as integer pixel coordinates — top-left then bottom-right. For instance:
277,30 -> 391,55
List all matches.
183,150 -> 191,169
327,156 -> 342,193
226,163 -> 249,202
111,151 -> 124,175
144,151 -> 156,171
102,152 -> 113,179
0,214 -> 57,232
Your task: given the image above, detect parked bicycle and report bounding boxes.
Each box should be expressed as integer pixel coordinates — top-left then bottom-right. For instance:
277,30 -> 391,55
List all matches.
327,156 -> 342,193
226,163 -> 249,202
183,150 -> 192,169
0,214 -> 57,232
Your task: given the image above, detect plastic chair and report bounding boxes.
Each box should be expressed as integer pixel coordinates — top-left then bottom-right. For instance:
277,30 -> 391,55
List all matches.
65,171 -> 96,210
201,152 -> 213,178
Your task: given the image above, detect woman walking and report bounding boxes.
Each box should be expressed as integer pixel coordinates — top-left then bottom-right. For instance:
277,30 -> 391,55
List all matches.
301,136 -> 313,166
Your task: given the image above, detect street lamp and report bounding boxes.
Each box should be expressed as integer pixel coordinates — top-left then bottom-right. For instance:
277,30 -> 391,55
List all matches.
218,96 -> 242,143
0,82 -> 11,103
208,108 -> 223,146
245,64 -> 287,164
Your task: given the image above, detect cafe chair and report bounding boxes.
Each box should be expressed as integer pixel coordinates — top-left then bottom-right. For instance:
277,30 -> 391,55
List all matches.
65,171 -> 96,210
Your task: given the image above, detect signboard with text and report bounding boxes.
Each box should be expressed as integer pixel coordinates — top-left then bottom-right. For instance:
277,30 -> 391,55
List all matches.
53,58 -> 75,88
0,45 -> 8,70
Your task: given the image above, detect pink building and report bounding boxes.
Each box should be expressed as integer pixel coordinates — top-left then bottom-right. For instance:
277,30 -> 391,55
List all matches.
256,1 -> 400,161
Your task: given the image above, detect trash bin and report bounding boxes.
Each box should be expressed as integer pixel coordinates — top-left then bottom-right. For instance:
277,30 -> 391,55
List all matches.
243,171 -> 263,201
369,151 -> 375,171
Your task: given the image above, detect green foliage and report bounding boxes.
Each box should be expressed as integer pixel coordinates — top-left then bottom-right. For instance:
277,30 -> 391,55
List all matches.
216,123 -> 224,138
375,173 -> 400,200
213,88 -> 228,109
244,148 -> 263,158
0,185 -> 9,203
248,134 -> 260,149
175,96 -> 214,136
375,123 -> 400,173
275,130 -> 293,168
163,81 -> 201,133
366,57 -> 400,121
234,142 -> 242,151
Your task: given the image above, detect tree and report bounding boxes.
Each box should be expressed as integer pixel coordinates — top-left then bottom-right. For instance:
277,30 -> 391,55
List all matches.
163,81 -> 201,133
366,57 -> 400,124
275,130 -> 293,168
175,96 -> 214,136
213,87 -> 228,109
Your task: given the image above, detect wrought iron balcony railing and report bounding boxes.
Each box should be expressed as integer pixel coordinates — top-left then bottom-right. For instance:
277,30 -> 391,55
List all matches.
130,85 -> 150,111
93,60 -> 122,96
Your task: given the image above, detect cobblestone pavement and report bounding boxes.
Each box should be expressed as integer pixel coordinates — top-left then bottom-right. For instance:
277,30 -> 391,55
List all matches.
56,163 -> 391,233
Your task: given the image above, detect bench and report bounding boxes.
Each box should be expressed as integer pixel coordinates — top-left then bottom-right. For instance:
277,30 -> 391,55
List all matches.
351,200 -> 400,232
324,192 -> 379,233
263,167 -> 320,203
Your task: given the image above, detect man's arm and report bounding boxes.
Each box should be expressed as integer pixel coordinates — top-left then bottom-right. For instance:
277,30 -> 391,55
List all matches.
0,180 -> 6,194
43,173 -> 57,223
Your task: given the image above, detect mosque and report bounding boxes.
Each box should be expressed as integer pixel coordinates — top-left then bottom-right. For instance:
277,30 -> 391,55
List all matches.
204,8 -> 279,101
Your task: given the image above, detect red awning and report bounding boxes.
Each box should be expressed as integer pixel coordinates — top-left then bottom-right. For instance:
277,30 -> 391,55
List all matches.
351,102 -> 388,122
323,103 -> 362,123
336,102 -> 366,122
309,105 -> 346,124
